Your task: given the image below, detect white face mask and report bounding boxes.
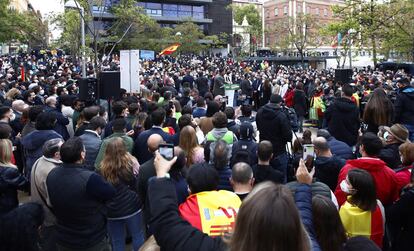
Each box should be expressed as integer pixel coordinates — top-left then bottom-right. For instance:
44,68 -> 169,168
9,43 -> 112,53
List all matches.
340,180 -> 354,194
39,90 -> 45,95
9,113 -> 16,122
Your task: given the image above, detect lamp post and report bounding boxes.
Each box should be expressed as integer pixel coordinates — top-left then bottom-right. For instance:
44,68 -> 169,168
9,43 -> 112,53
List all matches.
64,0 -> 86,78
348,28 -> 356,69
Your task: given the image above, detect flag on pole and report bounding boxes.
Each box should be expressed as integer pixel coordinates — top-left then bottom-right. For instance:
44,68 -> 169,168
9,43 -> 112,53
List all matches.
159,43 -> 181,55
331,33 -> 343,48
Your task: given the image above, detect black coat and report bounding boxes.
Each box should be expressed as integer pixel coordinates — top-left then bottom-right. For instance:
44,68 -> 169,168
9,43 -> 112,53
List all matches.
106,175 -> 142,219
387,187 -> 414,251
395,86 -> 414,125
293,89 -> 307,117
256,103 -> 292,155
325,97 -> 360,147
379,143 -> 402,170
0,165 -> 28,215
314,155 -> 346,191
195,77 -> 209,96
253,164 -> 284,185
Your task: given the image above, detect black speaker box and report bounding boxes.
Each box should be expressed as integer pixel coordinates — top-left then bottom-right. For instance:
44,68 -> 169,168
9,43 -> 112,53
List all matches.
335,69 -> 353,84
99,71 -> 120,100
78,78 -> 97,101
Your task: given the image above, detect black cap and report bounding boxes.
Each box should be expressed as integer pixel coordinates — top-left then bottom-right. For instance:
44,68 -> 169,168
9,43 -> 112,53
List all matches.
240,122 -> 255,140
269,94 -> 283,104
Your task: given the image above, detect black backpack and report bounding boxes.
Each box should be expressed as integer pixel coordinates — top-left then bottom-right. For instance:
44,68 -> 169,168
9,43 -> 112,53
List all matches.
281,106 -> 299,132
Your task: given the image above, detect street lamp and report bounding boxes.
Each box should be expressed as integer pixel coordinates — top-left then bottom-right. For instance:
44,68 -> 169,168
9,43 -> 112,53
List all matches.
348,28 -> 356,69
64,0 -> 86,78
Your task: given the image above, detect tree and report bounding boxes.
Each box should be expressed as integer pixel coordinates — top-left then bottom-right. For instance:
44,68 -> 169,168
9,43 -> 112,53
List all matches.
379,0 -> 414,62
230,4 -> 262,54
271,13 -> 324,67
0,0 -> 48,47
328,0 -> 408,65
172,21 -> 206,54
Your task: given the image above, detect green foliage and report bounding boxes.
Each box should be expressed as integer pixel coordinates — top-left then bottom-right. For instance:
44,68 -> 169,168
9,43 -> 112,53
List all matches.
230,4 -> 262,39
0,0 -> 48,47
50,9 -> 83,56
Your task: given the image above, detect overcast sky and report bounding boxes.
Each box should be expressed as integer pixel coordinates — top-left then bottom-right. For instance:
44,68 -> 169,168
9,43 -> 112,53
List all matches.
31,0 -> 64,40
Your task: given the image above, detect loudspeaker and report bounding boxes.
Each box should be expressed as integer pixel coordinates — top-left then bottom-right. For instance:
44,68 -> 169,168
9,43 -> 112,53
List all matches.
99,71 -> 120,100
78,78 -> 97,101
335,69 -> 353,84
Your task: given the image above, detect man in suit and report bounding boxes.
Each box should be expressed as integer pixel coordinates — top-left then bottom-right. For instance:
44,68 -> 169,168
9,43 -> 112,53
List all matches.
134,108 -> 172,164
79,116 -> 106,170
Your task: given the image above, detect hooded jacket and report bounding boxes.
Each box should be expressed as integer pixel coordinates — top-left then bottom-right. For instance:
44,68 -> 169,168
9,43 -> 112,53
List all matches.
334,157 -> 399,207
21,129 -> 62,177
314,155 -> 346,191
256,103 -> 292,155
325,97 -> 360,147
326,136 -> 354,160
395,86 -> 414,125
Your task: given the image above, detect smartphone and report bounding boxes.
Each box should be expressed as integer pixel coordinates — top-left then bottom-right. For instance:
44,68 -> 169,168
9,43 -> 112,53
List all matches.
159,143 -> 174,160
303,144 -> 315,160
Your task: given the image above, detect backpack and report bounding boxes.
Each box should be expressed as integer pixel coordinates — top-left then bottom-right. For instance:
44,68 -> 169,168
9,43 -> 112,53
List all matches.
281,106 -> 299,132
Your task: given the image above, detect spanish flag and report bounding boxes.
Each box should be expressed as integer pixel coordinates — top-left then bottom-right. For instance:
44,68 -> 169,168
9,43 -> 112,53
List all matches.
339,200 -> 384,248
179,190 -> 241,237
159,43 -> 181,55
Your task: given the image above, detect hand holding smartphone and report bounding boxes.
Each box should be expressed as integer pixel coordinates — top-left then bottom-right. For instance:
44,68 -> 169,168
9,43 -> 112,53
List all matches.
159,143 -> 174,160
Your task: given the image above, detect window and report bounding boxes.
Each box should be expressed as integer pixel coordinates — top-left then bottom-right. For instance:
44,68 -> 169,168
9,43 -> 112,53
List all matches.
306,6 -> 311,14
145,2 -> 162,17
297,6 -> 301,13
178,5 -> 192,17
193,5 -> 204,19
283,6 -> 288,15
274,7 -> 278,16
266,10 -> 269,18
324,8 -> 328,16
163,4 -> 178,17
315,8 -> 320,15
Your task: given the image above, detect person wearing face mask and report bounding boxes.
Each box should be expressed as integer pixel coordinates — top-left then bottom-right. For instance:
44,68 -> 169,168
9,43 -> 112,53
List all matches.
45,96 -> 70,140
378,124 -> 410,169
79,117 -> 107,170
334,133 -> 399,207
339,169 -> 385,248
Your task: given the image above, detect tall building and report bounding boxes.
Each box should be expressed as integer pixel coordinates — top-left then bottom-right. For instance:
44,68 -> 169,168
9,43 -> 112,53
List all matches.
231,0 -> 264,53
92,0 -> 232,36
264,0 -> 344,48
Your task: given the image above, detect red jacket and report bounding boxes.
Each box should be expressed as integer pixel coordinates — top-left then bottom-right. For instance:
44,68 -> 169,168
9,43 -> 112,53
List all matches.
395,166 -> 412,192
335,157 -> 399,207
284,89 -> 294,107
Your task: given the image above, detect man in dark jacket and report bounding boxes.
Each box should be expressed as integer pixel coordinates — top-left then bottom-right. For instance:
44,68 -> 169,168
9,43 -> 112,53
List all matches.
195,72 -> 209,97
213,69 -> 225,97
210,140 -> 232,191
240,74 -> 253,105
293,83 -> 307,133
231,122 -> 257,166
256,94 -> 292,182
317,129 -> 354,160
44,96 -> 69,140
394,77 -> 414,141
134,108 -> 172,164
21,112 -> 62,179
46,137 -> 116,251
252,140 -> 284,185
313,137 -> 346,191
379,124 -> 409,169
325,84 -> 360,147
79,116 -> 106,170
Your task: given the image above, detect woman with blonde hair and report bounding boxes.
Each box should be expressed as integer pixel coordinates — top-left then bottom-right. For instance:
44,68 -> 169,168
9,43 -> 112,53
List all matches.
179,125 -> 204,167
0,139 -> 28,213
100,137 -> 143,251
3,88 -> 20,107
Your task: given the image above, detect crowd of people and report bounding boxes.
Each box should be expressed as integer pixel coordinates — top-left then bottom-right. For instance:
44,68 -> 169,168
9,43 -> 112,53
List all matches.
0,51 -> 414,251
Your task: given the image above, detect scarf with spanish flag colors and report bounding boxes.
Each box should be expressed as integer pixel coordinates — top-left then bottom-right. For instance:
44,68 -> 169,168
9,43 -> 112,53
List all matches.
159,43 -> 181,56
179,190 -> 241,237
339,200 -> 384,248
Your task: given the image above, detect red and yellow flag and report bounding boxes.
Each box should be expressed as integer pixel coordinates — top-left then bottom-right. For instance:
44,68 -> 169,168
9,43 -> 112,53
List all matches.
159,43 -> 181,55
179,190 -> 241,237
